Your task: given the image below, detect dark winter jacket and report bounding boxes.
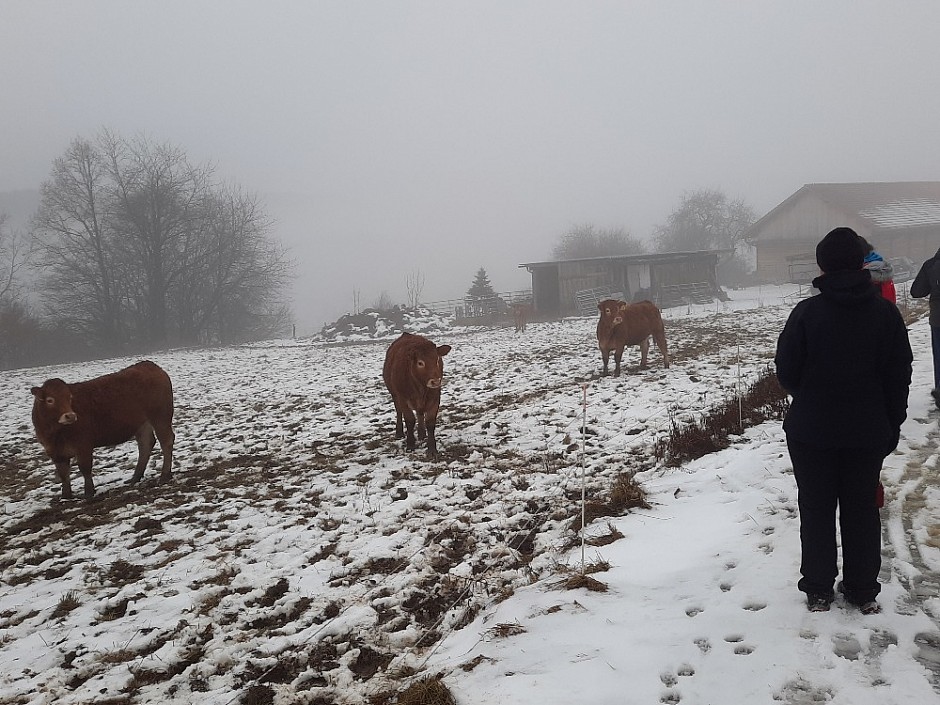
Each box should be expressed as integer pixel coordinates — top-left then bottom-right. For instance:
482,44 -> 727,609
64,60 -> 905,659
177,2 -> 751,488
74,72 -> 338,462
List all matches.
775,269 -> 912,453
910,247 -> 940,327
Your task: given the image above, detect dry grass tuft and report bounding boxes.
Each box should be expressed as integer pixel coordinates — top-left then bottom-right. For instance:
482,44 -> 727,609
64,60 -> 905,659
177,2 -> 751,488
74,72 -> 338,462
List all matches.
484,622 -> 527,639
586,523 -> 624,547
396,675 -> 457,705
609,473 -> 649,511
105,560 -> 144,586
555,574 -> 608,592
51,591 -> 81,619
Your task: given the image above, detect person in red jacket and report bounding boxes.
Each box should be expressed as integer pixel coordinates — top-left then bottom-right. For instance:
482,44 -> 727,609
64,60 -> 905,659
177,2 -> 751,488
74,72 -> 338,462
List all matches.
859,237 -> 896,304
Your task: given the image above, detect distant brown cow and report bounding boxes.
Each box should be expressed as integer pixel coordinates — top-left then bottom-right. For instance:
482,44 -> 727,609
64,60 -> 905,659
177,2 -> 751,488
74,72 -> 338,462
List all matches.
382,332 -> 452,459
30,360 -> 175,500
596,299 -> 669,376
512,303 -> 531,333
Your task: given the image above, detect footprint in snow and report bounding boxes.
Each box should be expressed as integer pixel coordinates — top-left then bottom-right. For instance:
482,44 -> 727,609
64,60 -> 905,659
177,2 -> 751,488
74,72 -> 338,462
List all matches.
694,637 -> 711,654
831,632 -> 862,660
742,601 -> 767,612
725,634 -> 755,655
685,606 -> 704,617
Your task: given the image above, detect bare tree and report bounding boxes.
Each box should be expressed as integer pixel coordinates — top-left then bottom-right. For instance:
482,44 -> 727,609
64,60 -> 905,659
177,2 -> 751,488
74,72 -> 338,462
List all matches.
653,188 -> 755,253
551,224 -> 645,260
168,185 -> 291,344
32,137 -> 126,348
352,288 -> 361,315
103,132 -> 214,346
0,212 -> 29,304
372,290 -> 395,310
0,212 -> 40,369
32,130 -> 293,355
405,268 -> 425,308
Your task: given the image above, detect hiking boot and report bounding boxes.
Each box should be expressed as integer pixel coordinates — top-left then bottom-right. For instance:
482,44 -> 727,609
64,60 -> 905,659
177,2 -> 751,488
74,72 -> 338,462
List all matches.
806,593 -> 833,612
837,581 -> 880,613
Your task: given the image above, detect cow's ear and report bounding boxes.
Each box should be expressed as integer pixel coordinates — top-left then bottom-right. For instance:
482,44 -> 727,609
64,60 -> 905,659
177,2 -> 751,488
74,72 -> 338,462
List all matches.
597,301 -> 605,311
437,345 -> 451,357
30,386 -> 41,397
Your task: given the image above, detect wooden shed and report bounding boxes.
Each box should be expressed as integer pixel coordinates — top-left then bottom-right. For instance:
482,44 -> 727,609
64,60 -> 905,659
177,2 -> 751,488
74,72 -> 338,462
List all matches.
748,182 -> 940,282
519,251 -> 724,318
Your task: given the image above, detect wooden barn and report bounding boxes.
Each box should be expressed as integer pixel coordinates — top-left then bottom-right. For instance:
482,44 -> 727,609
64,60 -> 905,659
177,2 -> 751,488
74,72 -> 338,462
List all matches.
518,251 -> 724,318
748,182 -> 940,283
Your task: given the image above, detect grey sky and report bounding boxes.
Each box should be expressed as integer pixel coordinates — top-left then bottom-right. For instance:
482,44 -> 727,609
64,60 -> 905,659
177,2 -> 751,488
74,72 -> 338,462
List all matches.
3,1 -> 940,333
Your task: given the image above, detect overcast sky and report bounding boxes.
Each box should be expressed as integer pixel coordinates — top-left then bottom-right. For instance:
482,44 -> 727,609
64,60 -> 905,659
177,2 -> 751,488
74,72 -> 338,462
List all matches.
4,1 -> 940,333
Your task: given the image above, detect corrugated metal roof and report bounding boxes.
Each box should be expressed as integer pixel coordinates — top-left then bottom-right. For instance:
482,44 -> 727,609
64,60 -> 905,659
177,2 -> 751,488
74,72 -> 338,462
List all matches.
749,181 -> 940,238
858,198 -> 940,228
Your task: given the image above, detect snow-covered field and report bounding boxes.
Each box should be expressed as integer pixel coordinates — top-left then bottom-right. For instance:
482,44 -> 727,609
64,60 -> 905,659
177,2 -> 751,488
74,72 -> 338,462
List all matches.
1,284 -> 939,705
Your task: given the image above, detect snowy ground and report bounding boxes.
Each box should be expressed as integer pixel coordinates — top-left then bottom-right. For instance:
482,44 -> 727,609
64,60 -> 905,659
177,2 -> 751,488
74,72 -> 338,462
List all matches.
1,284 -> 938,705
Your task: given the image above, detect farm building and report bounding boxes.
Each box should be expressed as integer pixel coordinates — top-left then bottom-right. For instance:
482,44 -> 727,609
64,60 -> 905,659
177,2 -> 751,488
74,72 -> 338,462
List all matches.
748,182 -> 940,283
518,251 -> 725,318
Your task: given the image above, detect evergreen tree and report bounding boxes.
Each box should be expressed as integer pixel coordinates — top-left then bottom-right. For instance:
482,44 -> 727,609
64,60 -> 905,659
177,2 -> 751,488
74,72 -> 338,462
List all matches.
467,267 -> 496,298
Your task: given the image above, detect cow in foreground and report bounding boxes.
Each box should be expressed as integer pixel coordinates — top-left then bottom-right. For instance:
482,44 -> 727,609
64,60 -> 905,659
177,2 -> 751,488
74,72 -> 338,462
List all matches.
596,299 -> 669,376
382,332 -> 451,459
30,360 -> 175,500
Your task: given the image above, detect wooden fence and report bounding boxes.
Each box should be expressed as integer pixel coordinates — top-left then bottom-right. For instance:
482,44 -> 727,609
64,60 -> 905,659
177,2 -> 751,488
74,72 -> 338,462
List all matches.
421,290 -> 533,323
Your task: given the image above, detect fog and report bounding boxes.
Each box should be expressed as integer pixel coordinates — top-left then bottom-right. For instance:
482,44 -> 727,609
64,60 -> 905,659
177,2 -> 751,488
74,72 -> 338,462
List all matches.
3,1 -> 940,334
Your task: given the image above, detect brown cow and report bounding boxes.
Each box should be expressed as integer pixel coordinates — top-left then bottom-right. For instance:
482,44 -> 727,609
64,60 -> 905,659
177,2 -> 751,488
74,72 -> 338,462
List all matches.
596,299 -> 669,376
512,303 -> 532,333
30,360 -> 175,499
382,332 -> 451,459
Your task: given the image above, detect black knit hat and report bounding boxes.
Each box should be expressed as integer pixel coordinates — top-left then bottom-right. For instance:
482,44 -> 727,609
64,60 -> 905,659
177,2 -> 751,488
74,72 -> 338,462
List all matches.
816,227 -> 864,273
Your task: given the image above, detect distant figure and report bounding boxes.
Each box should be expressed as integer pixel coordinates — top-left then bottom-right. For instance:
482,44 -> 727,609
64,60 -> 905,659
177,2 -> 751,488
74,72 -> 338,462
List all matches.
859,237 -> 896,303
775,226 -> 911,614
910,246 -> 940,408
511,303 -> 531,333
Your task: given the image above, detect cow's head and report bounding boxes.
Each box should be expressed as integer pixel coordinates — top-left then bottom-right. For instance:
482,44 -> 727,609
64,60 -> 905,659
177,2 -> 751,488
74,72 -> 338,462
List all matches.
31,379 -> 78,425
597,299 -> 625,326
414,344 -> 452,389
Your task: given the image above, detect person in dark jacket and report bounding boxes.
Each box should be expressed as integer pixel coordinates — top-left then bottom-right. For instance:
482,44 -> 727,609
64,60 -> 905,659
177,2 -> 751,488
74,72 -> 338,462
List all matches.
910,246 -> 940,408
775,226 -> 912,614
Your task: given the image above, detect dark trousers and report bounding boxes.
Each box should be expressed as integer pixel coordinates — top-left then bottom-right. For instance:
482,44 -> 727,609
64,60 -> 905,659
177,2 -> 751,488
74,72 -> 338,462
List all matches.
787,438 -> 883,602
932,326 -> 940,389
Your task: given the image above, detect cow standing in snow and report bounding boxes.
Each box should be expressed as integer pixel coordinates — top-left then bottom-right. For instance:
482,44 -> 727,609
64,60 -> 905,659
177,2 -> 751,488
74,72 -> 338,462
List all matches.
596,299 -> 669,376
30,361 -> 175,499
382,332 -> 451,459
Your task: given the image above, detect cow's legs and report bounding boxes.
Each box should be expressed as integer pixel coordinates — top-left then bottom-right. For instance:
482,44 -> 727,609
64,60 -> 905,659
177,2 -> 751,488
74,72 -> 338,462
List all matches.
655,333 -> 670,368
76,450 -> 95,499
131,423 -> 156,484
392,399 -> 405,439
613,346 -> 624,376
152,422 -> 175,483
639,338 -> 650,368
416,411 -> 427,440
55,460 -> 73,500
600,348 -> 610,376
426,420 -> 438,460
402,409 -> 418,451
